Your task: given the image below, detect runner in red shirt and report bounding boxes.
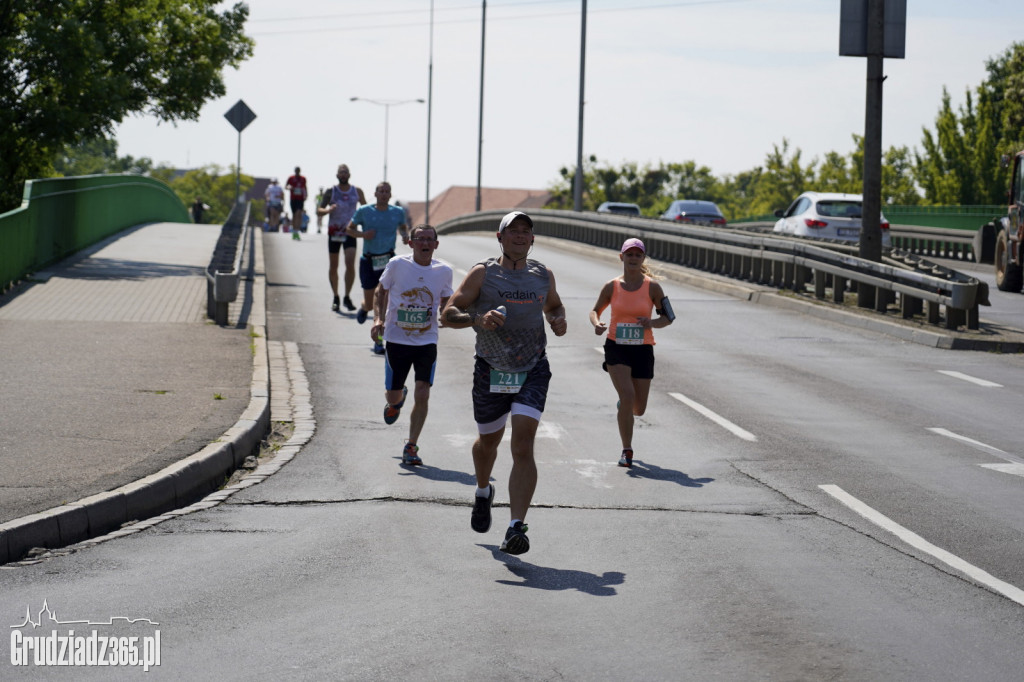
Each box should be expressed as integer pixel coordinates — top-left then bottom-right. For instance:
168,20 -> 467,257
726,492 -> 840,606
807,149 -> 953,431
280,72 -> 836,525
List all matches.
286,167 -> 308,233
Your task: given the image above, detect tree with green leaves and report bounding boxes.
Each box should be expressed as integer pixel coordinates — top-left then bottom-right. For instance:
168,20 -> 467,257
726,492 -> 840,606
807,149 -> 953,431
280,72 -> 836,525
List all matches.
981,41 -> 1024,162
0,0 -> 254,212
747,139 -> 815,217
150,165 -> 252,226
916,89 -> 976,204
53,135 -> 153,178
916,42 -> 1024,205
881,145 -> 921,206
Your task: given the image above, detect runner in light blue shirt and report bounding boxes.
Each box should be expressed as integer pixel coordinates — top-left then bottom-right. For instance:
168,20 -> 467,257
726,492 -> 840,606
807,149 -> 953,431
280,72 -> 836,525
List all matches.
346,181 -> 410,325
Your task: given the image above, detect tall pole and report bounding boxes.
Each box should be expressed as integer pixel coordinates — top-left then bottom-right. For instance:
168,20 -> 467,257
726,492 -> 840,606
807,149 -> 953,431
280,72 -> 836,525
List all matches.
858,0 -> 885,306
475,0 -> 486,212
573,0 -> 588,212
383,103 -> 390,182
425,0 -> 434,224
351,97 -> 424,184
235,131 -> 241,205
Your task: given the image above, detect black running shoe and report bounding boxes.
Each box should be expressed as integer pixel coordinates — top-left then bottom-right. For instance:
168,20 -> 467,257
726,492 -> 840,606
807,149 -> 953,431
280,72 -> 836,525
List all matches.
343,295 -> 356,311
618,448 -> 633,468
356,307 -> 368,324
332,295 -> 341,312
500,521 -> 529,555
471,484 -> 494,533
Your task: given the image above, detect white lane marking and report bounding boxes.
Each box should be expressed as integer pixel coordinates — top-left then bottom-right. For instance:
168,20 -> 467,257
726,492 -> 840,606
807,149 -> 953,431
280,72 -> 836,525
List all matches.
819,484 -> 1024,607
937,370 -> 1002,388
436,258 -> 466,280
572,460 -> 614,489
979,463 -> 1024,479
669,392 -> 757,442
927,428 -> 1024,466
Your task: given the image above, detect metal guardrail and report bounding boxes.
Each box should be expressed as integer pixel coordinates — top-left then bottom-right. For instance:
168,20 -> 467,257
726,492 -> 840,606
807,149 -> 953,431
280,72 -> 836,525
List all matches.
718,219 -> 982,262
436,209 -> 986,331
206,201 -> 251,325
888,223 -> 978,262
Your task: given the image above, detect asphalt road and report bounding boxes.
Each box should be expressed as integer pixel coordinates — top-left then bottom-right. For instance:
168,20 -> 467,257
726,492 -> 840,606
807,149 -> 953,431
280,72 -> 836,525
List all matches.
3,230 -> 1024,680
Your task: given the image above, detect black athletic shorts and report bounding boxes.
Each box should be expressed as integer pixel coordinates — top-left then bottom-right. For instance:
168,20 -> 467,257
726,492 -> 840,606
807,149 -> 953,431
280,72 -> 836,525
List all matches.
328,235 -> 357,253
385,342 -> 437,390
603,338 -> 655,380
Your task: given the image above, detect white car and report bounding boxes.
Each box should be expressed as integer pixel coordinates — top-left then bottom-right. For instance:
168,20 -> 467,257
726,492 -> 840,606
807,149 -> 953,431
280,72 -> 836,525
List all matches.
596,201 -> 641,216
772,192 -> 891,247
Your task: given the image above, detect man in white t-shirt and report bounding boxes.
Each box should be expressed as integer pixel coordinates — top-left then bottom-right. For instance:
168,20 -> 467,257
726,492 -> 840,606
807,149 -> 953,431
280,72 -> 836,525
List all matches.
264,178 -> 284,231
370,224 -> 454,466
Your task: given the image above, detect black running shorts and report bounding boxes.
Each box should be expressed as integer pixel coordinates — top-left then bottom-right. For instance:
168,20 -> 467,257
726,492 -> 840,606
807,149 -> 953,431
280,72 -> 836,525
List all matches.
384,342 -> 437,390
603,338 -> 655,380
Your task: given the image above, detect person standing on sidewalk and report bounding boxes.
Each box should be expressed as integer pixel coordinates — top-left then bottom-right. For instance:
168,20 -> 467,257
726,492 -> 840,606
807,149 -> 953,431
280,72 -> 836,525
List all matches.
317,165 -> 366,312
191,197 -> 210,224
589,238 -> 674,468
370,225 -> 453,466
347,181 -> 410,352
442,211 -> 567,556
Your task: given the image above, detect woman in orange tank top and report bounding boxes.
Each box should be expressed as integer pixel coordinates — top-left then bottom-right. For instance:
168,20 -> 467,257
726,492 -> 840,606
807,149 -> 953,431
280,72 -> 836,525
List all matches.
589,238 -> 674,468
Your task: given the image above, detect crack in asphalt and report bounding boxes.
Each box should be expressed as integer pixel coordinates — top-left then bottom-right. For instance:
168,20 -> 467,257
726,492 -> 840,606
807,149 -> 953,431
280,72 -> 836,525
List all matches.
226,496 -> 814,518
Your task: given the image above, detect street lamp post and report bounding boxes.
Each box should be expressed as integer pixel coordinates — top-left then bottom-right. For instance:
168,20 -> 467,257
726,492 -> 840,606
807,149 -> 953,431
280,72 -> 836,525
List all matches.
350,97 -> 425,182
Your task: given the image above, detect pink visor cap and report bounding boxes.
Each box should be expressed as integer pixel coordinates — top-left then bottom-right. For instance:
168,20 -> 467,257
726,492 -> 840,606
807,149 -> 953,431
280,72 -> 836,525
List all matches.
620,238 -> 646,254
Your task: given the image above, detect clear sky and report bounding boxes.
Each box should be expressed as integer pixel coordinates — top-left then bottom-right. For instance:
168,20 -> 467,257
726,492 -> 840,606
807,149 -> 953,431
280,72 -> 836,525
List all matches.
114,0 -> 1024,207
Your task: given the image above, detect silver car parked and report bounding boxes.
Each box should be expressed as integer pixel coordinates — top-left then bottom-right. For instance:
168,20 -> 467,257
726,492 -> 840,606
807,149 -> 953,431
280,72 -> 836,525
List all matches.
596,201 -> 641,216
773,192 -> 891,247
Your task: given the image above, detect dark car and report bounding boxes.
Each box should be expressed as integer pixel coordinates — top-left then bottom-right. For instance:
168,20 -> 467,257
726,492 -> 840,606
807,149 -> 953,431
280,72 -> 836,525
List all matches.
661,199 -> 726,226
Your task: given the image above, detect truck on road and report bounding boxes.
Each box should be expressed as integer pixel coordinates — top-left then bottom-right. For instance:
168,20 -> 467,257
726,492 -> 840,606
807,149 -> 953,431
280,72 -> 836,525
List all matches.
976,150 -> 1024,291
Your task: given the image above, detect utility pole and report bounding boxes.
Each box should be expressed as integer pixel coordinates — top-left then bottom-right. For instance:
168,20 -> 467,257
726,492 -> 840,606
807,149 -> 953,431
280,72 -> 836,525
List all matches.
573,0 -> 587,212
223,100 -> 256,205
426,0 -> 434,224
858,0 -> 885,308
475,0 -> 486,212
840,0 -> 904,307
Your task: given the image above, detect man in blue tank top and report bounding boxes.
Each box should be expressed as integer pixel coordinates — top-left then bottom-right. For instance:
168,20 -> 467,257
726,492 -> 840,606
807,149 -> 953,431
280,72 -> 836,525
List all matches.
443,211 -> 567,555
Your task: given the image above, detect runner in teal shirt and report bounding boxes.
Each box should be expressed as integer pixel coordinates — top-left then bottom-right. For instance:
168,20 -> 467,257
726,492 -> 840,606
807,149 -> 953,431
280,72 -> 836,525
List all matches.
347,181 -> 410,326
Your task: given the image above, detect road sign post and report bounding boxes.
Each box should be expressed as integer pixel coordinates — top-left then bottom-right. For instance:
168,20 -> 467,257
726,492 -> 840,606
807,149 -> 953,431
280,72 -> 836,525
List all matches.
224,100 -> 257,204
840,0 -> 905,307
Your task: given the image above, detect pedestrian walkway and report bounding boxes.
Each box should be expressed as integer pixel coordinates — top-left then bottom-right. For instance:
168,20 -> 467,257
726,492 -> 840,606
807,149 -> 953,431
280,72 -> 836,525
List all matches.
0,222 -> 268,563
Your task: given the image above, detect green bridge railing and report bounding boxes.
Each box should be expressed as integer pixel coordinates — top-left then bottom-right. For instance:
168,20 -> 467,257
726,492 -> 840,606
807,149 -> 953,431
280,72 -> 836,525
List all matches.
0,174 -> 189,293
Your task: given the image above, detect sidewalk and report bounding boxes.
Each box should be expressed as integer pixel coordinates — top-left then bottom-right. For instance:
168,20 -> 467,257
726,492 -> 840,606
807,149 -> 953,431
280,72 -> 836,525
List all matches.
0,222 -> 268,563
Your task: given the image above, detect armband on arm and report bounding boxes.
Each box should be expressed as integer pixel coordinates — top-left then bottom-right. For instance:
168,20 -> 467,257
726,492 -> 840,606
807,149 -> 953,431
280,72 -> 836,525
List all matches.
657,297 -> 676,322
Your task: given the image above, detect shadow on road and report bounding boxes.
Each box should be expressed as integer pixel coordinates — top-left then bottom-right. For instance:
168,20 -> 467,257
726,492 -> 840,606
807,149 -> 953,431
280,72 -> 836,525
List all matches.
481,544 -> 625,596
626,460 -> 714,487
398,461 -> 478,486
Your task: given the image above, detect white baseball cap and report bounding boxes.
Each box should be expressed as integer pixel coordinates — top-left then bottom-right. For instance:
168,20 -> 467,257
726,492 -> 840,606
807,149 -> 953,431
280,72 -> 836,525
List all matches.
498,211 -> 533,233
